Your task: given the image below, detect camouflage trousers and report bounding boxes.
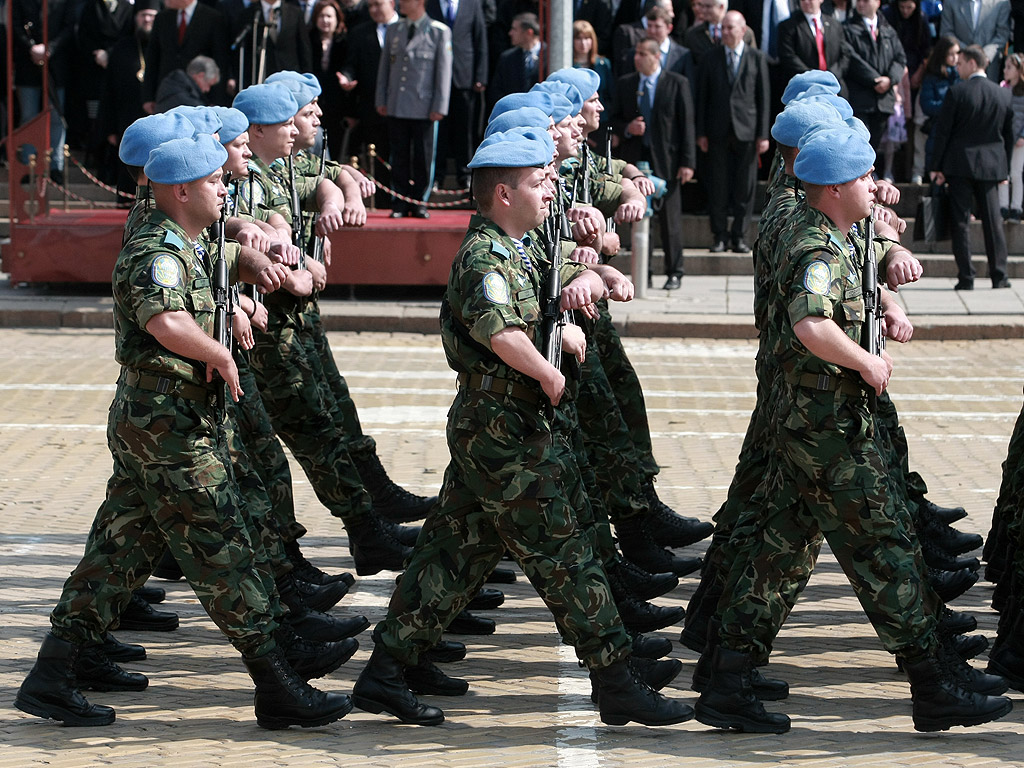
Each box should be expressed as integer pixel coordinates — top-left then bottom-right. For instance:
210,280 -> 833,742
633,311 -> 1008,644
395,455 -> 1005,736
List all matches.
250,308 -> 372,526
377,390 -> 632,669
50,381 -> 278,658
592,300 -> 659,481
717,381 -> 937,658
983,390 -> 1024,570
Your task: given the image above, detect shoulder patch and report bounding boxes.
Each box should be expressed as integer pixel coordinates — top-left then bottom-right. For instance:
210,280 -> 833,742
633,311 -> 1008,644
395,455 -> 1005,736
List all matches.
162,230 -> 186,251
803,261 -> 832,296
490,240 -> 511,258
151,254 -> 182,288
482,272 -> 510,305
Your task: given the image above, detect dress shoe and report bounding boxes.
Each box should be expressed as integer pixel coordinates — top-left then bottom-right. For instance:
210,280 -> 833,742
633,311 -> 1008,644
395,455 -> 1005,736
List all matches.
993,278 -> 1012,289
732,240 -> 750,253
390,210 -> 406,218
424,639 -> 467,663
709,240 -> 727,253
118,593 -> 179,632
446,610 -> 496,635
353,646 -> 445,725
663,275 -> 681,290
411,207 -> 430,219
954,280 -> 974,290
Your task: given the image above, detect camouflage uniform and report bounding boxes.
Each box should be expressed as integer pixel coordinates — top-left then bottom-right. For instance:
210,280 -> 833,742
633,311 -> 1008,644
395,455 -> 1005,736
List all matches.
376,214 -> 632,668
50,211 -> 278,659
716,201 -> 937,659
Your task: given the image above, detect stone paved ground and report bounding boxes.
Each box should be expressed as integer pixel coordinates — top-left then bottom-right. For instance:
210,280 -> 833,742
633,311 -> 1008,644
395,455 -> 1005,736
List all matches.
2,329 -> 1024,767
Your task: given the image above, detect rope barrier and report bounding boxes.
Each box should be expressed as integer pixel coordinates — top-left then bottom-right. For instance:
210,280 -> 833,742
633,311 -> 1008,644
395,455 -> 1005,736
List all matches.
371,155 -> 470,196
367,176 -> 471,208
65,154 -> 136,200
43,176 -> 121,207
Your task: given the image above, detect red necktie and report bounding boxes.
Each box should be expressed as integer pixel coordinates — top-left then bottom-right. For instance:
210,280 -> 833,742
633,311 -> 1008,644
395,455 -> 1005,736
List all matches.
177,10 -> 187,45
813,18 -> 826,70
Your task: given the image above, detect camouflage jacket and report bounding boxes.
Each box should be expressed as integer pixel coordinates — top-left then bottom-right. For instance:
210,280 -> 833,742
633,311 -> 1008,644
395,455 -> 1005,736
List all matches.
123,184 -> 156,247
754,170 -> 800,334
235,155 -> 291,224
114,209 -> 238,386
560,149 -> 624,218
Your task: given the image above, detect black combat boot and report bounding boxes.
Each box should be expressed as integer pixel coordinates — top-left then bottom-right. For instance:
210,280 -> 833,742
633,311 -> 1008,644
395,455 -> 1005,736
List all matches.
928,567 -> 978,603
134,584 -> 166,604
694,646 -> 791,733
950,633 -> 989,660
117,592 -> 179,632
152,547 -> 184,581
919,515 -> 984,557
352,646 -> 445,725
641,480 -> 714,549
446,610 -> 496,635
291,575 -> 350,612
900,647 -> 1013,732
613,557 -> 678,601
278,574 -> 370,643
486,566 -> 517,584
920,535 -> 980,572
616,516 -> 702,577
346,514 -> 413,576
680,586 -> 721,654
590,657 -> 682,705
692,653 -> 789,701
74,645 -> 149,692
912,495 -> 968,525
632,633 -> 674,659
607,565 -> 686,633
101,633 -> 146,663
939,607 -> 977,635
276,624 -> 359,681
405,658 -> 470,696
466,587 -> 505,611
353,450 -> 437,523
243,647 -> 353,730
15,633 -> 116,726
591,658 -> 694,726
424,639 -> 467,663
283,538 -> 354,587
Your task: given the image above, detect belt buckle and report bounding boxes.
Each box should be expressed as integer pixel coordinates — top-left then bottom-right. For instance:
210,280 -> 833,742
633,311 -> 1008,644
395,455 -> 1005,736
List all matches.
155,377 -> 172,394
480,374 -> 494,390
816,373 -> 831,391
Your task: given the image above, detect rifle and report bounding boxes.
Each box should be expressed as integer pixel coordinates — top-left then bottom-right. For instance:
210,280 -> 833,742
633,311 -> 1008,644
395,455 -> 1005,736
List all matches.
287,154 -> 306,268
861,206 -> 884,408
576,142 -> 592,206
540,199 -> 566,370
604,126 -> 616,234
310,129 -> 328,265
211,182 -> 233,412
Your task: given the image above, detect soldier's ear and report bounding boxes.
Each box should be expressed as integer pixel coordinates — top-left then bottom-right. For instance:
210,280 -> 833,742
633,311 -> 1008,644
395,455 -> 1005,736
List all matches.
495,183 -> 512,208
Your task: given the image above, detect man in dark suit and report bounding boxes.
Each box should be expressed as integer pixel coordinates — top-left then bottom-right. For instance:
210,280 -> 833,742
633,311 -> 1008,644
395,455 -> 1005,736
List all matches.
612,0 -> 671,75
695,10 -> 769,252
230,0 -> 313,87
842,0 -> 905,148
487,12 -> 541,110
612,38 -> 696,289
143,0 -> 231,110
931,45 -> 1015,289
776,0 -> 846,89
341,0 -> 398,169
621,5 -> 696,84
427,0 -> 488,188
684,0 -> 753,64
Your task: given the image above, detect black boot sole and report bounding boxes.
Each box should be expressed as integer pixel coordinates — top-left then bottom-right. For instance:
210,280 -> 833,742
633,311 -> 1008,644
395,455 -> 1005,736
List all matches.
600,705 -> 694,726
256,697 -> 354,730
14,693 -> 116,727
352,694 -> 445,725
691,677 -> 789,702
694,702 -> 790,733
116,616 -> 179,632
912,698 -> 1013,732
79,679 -> 149,693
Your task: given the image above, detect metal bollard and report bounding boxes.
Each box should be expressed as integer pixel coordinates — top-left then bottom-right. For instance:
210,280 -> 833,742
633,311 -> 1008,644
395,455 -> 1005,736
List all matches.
631,216 -> 650,300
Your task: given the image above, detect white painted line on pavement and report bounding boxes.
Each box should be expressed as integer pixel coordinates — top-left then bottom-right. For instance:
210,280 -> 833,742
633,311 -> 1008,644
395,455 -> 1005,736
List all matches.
556,643 -> 601,768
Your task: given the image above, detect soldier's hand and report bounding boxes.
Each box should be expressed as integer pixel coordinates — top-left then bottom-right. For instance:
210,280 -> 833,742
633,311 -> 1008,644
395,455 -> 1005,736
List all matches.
861,353 -> 892,396
561,323 -> 587,363
232,309 -> 255,350
604,272 -> 634,302
235,222 -> 273,253
306,258 -> 328,291
885,248 -> 923,289
601,230 -> 621,255
561,280 -> 596,312
614,200 -> 645,224
540,365 -> 566,406
322,236 -> 332,266
269,241 -> 302,266
875,206 -> 907,235
884,303 -> 914,343
256,262 -> 291,293
250,300 -> 268,331
342,196 -> 367,227
875,179 -> 900,206
632,175 -> 655,197
208,350 -> 243,402
570,246 -> 601,264
285,269 -> 314,296
345,167 -> 374,198
317,203 -> 345,235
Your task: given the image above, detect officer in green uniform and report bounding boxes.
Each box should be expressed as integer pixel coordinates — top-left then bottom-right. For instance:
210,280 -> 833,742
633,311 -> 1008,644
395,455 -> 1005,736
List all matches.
695,127 -> 1012,735
351,129 -> 694,728
15,134 -> 352,731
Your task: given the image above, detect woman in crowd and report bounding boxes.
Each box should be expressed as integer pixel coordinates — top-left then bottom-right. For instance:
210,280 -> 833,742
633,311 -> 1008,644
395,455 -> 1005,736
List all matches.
310,0 -> 349,158
999,52 -> 1024,222
573,20 -> 613,126
920,35 -> 960,174
884,0 -> 933,182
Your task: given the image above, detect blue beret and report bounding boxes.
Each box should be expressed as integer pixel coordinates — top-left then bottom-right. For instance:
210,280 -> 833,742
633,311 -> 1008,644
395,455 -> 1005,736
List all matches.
233,83 -> 299,125
485,107 -> 551,138
547,67 -> 601,100
771,101 -> 844,146
145,133 -> 229,185
264,73 -> 317,109
266,70 -> 322,98
532,80 -> 583,115
794,127 -> 875,185
781,71 -> 841,105
119,113 -> 198,166
468,127 -> 555,168
797,115 -> 870,148
490,90 -> 573,124
210,107 -> 249,143
168,105 -> 223,136
844,116 -> 871,142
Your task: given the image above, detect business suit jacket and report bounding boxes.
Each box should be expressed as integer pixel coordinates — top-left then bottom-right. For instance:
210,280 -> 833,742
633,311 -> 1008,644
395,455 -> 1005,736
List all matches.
931,74 -> 1014,180
612,19 -> 645,75
344,19 -> 389,122
427,0 -> 488,89
376,17 -> 453,119
12,0 -> 76,86
842,15 -> 906,116
776,11 -> 846,87
611,69 -> 696,179
941,0 -> 1011,65
488,45 -> 541,106
144,4 -> 230,103
682,20 -> 756,65
620,39 -> 696,84
233,2 -> 313,82
695,44 -> 769,142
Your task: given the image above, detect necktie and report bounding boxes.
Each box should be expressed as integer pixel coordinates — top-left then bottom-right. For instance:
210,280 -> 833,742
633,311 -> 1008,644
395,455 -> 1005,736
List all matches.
767,0 -> 779,59
869,21 -> 877,42
727,49 -> 737,81
377,23 -> 386,48
177,10 -> 187,45
973,0 -> 981,29
408,21 -> 416,41
711,24 -> 720,43
813,18 -> 827,70
639,78 -> 653,147
511,238 -> 533,271
446,0 -> 456,26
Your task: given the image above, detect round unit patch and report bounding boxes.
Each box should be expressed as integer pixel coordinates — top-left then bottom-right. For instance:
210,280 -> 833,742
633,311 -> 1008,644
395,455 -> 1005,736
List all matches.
482,272 -> 510,305
151,255 -> 182,288
803,261 -> 831,296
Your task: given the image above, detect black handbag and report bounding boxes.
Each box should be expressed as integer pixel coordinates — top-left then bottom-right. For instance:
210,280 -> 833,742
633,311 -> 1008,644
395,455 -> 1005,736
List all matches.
913,183 -> 950,242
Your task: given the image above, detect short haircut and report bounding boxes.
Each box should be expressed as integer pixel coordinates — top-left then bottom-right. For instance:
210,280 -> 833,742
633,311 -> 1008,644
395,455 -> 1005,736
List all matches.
960,44 -> 987,69
513,12 -> 540,36
645,5 -> 673,23
471,166 -> 528,214
187,55 -> 220,81
636,38 -> 661,56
